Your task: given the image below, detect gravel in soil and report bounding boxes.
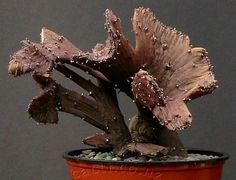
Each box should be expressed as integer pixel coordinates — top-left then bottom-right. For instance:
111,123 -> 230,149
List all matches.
76,149 -> 219,162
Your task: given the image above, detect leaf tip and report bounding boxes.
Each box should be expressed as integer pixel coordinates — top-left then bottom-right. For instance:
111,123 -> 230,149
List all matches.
8,61 -> 22,77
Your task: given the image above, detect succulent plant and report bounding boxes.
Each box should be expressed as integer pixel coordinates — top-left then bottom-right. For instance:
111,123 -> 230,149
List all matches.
8,7 -> 217,157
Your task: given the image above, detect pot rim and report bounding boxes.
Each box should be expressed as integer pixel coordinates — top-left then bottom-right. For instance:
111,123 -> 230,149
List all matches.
63,148 -> 229,166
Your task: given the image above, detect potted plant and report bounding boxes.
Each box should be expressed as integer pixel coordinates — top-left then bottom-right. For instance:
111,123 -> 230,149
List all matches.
8,7 -> 228,180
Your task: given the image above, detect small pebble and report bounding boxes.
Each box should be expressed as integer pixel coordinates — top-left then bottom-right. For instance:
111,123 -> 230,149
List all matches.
186,157 -> 196,161
137,156 -> 147,161
82,150 -> 92,155
124,157 -> 137,162
93,155 -> 101,160
100,152 -> 109,158
105,156 -> 112,160
86,152 -> 96,158
112,157 -> 122,161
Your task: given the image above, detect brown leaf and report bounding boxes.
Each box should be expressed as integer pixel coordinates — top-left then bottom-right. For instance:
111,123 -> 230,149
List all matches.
8,40 -> 54,76
131,8 -> 217,131
127,142 -> 169,156
40,27 -> 81,59
82,133 -> 112,148
71,9 -> 136,93
153,100 -> 192,131
41,28 -> 111,82
132,70 -> 192,131
132,70 -> 166,110
28,89 -> 59,124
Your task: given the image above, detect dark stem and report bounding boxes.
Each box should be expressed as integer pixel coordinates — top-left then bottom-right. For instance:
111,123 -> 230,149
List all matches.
55,64 -> 99,97
129,103 -> 187,156
95,82 -> 132,154
56,85 -> 107,131
55,65 -> 132,153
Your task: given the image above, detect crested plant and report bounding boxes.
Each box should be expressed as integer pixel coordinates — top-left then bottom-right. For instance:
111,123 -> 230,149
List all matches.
8,8 -> 217,157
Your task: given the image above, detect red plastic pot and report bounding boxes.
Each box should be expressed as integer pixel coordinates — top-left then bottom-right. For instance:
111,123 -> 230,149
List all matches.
63,148 -> 228,180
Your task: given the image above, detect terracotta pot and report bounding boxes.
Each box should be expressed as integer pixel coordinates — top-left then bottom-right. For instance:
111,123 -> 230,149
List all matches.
63,148 -> 228,180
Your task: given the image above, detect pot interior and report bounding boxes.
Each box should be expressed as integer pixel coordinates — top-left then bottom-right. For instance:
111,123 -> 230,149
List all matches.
63,148 -> 229,166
